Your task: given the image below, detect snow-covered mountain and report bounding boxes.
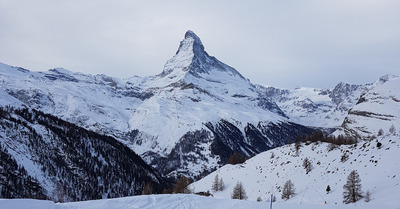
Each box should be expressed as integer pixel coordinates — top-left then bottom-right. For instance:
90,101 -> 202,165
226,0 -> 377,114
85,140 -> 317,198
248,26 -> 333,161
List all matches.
335,75 -> 400,139
0,31 -> 316,178
191,133 -> 400,207
257,82 -> 368,128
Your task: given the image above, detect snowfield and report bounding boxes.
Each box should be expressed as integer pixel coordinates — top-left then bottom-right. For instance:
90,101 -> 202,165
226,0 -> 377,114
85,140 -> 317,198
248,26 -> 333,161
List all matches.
0,193 -> 396,209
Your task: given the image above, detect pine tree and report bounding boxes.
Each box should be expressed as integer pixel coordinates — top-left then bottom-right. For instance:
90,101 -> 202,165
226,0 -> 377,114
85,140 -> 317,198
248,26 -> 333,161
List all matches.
212,175 -> 219,192
364,190 -> 371,202
231,181 -> 247,200
281,180 -> 295,200
378,128 -> 384,136
326,185 -> 331,194
218,177 -> 225,191
343,170 -> 363,204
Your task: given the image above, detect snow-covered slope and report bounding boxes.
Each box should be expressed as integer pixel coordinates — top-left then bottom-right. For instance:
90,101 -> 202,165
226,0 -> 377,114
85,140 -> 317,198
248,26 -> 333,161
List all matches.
258,82 -> 368,128
191,134 -> 400,208
335,75 -> 400,139
0,31 -> 315,178
0,193 -> 395,209
0,62 -> 139,134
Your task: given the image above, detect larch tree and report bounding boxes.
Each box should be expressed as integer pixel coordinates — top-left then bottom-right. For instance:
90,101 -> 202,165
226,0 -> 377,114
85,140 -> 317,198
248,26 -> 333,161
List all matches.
142,181 -> 153,195
343,170 -> 363,204
281,180 -> 295,200
212,174 -> 219,192
173,176 -> 193,194
231,181 -> 247,200
218,177 -> 225,191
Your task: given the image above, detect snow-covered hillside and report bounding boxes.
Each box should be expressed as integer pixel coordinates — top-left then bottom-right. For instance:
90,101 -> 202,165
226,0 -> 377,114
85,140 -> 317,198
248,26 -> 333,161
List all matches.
191,134 -> 400,208
0,193 -> 395,209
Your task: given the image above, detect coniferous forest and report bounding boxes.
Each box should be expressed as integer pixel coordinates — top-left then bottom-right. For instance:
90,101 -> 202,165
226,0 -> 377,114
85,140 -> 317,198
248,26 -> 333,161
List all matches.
0,107 -> 167,202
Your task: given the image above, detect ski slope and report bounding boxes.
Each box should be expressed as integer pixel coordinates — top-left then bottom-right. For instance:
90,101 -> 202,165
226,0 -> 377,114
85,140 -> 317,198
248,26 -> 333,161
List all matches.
0,193 -> 395,209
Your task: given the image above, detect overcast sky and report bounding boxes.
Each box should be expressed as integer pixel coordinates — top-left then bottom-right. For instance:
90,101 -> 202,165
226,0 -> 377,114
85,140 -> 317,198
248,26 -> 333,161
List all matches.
1,0 -> 399,89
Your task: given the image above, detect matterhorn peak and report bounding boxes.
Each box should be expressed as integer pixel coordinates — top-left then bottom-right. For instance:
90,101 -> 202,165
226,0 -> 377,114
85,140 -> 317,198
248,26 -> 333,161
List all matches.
175,30 -> 205,56
159,30 -> 246,85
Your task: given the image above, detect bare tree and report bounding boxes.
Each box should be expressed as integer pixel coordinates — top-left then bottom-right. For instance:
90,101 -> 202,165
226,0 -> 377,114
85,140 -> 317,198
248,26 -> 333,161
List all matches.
142,181 -> 153,195
173,176 -> 193,194
227,153 -> 247,165
231,181 -> 247,200
389,124 -> 396,135
281,180 -> 295,200
343,170 -> 363,204
295,140 -> 301,156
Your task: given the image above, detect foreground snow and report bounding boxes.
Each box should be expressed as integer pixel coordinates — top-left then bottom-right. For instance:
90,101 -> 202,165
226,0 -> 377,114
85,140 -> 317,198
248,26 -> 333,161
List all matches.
0,194 -> 393,209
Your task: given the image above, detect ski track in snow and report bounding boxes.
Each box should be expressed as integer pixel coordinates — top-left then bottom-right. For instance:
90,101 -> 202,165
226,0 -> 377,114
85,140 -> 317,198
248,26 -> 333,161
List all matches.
0,193 -> 396,209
